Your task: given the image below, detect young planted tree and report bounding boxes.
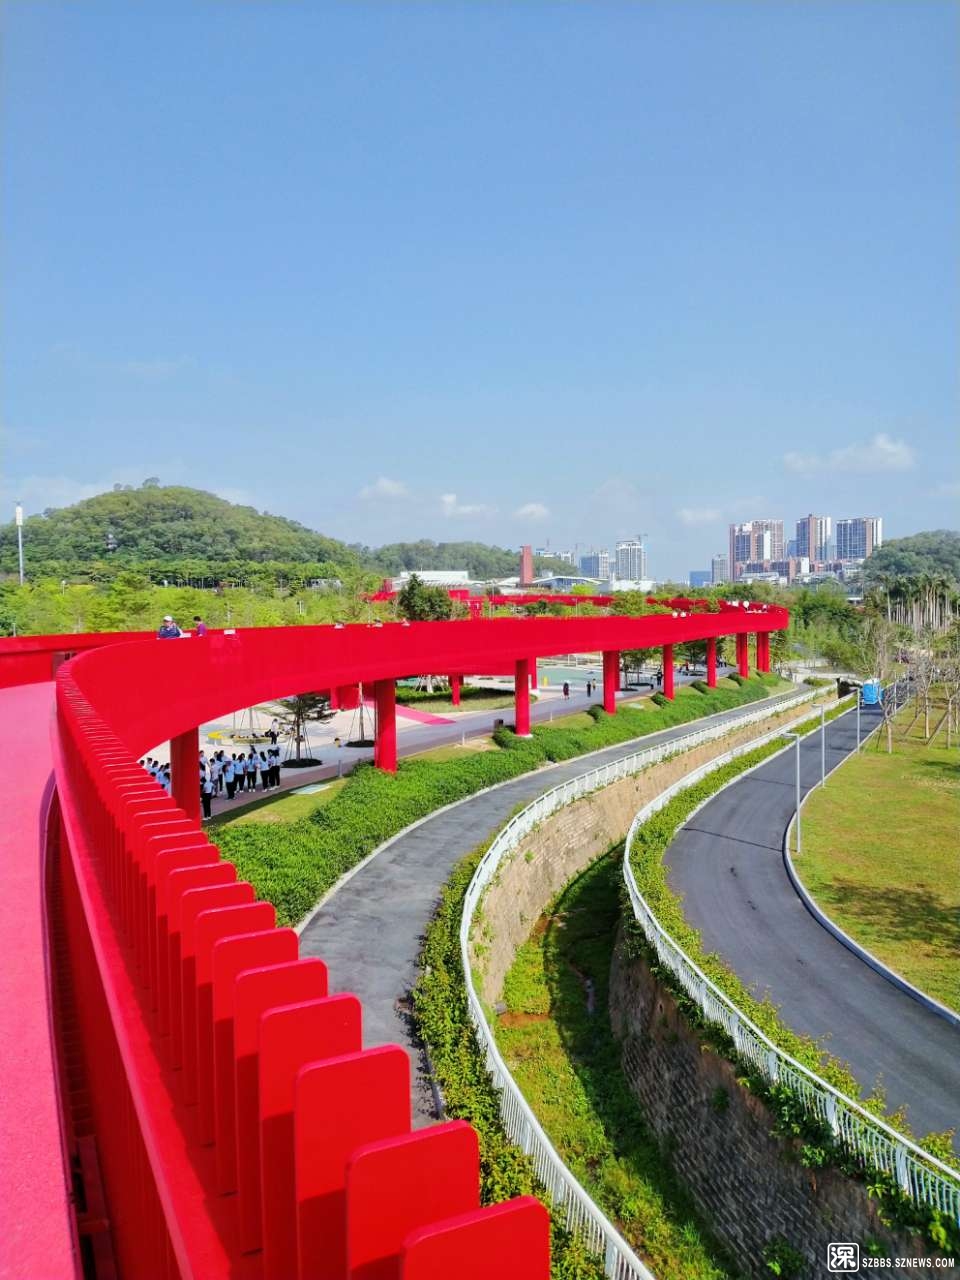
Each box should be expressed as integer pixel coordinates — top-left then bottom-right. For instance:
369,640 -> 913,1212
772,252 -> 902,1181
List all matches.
396,574 -> 454,622
276,693 -> 336,764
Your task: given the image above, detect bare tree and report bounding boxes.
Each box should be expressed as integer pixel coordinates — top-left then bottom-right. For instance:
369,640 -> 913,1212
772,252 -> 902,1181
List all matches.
859,616 -> 899,753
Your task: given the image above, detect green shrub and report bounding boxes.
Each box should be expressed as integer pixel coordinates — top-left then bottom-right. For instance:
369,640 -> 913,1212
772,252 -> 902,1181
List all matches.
691,680 -> 710,695
651,692 -> 670,707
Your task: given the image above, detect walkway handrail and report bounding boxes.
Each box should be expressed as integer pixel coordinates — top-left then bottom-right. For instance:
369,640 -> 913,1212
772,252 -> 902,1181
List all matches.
621,695 -> 960,1228
459,685 -> 823,1279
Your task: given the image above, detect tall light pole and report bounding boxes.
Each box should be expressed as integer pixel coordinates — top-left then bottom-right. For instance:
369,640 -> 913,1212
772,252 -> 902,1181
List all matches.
15,503 -> 24,586
784,731 -> 802,853
855,687 -> 861,753
820,704 -> 826,787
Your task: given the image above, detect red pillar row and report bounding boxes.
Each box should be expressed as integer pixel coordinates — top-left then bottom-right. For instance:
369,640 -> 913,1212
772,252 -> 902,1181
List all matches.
170,726 -> 201,824
757,632 -> 771,672
602,650 -> 619,714
737,633 -> 750,678
662,644 -> 674,700
449,674 -> 461,706
373,679 -> 397,773
515,658 -> 531,736
706,636 -> 717,688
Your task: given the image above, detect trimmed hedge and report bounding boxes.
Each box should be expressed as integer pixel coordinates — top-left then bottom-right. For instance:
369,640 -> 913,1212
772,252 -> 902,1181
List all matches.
215,676 -> 793,927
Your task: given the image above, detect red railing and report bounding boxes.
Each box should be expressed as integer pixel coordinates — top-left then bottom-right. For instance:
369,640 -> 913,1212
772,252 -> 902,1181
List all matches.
35,608 -> 788,1277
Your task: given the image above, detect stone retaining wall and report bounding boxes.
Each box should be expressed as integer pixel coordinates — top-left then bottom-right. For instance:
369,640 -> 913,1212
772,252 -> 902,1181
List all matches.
609,940 -> 945,1279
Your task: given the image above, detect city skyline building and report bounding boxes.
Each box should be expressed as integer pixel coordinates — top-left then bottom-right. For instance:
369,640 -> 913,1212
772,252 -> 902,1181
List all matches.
795,514 -> 832,561
836,516 -> 882,561
728,520 -> 784,578
711,553 -> 729,584
614,538 -> 648,581
689,570 -> 711,588
579,548 -> 610,579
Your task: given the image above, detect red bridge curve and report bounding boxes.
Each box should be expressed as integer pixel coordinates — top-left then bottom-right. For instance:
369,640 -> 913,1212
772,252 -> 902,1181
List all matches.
1,603 -> 786,1279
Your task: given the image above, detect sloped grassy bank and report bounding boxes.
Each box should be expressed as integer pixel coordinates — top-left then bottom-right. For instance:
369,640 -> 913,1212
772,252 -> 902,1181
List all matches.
214,675 -> 788,925
497,852 -> 736,1280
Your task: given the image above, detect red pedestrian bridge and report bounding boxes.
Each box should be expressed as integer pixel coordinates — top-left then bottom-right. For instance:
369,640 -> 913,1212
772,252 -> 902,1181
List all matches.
0,603 -> 786,1279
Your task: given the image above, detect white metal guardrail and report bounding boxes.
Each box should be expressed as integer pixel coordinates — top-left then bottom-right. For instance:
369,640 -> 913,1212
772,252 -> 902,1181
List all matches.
622,693 -> 960,1229
459,684 -> 825,1279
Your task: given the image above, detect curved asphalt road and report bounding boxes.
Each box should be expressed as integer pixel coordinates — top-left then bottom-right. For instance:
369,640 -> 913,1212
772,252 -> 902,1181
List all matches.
299,686 -> 808,1126
664,704 -> 960,1143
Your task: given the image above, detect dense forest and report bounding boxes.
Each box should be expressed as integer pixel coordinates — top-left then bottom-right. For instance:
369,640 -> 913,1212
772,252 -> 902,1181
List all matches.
0,482 -> 570,584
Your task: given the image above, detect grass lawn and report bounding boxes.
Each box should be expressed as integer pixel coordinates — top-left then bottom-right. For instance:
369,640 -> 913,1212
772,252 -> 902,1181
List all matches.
397,685 -> 530,714
792,706 -> 960,1013
496,853 -> 733,1280
208,778 -> 347,829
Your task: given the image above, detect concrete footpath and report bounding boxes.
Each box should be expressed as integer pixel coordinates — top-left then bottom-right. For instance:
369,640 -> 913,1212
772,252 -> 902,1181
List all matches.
664,704 -> 960,1143
298,687 -> 811,1126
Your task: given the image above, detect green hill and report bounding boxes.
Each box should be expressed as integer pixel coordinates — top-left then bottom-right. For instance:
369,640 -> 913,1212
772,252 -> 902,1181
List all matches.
0,483 -> 354,580
359,539 -> 573,581
864,530 -> 960,587
0,482 -> 571,584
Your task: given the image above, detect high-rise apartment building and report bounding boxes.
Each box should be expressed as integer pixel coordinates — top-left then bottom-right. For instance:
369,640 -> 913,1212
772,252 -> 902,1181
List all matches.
689,570 -> 711,588
579,549 -> 610,579
795,514 -> 832,561
835,517 -> 882,561
728,520 -> 784,578
614,539 -> 647,580
711,553 -> 729,584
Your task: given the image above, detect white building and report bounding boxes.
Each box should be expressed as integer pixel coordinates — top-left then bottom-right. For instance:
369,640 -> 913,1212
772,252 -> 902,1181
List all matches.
614,539 -> 648,580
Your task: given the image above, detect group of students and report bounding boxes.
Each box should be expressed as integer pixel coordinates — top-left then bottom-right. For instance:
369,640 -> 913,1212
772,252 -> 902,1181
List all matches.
140,757 -> 172,791
139,746 -> 285,819
198,748 -> 284,817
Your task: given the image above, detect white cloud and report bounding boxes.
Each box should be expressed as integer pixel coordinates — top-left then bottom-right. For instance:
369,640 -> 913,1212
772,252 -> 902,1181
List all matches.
784,433 -> 916,476
359,476 -> 409,501
514,501 -> 550,521
676,506 -> 722,526
440,492 -> 495,518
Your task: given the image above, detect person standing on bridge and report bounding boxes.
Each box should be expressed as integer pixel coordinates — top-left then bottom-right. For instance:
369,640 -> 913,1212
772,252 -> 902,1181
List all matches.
192,615 -> 208,636
157,614 -> 182,639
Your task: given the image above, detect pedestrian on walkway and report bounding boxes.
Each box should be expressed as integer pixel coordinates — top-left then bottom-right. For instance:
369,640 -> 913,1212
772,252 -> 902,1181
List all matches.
258,751 -> 270,790
223,756 -> 236,799
269,748 -> 281,788
586,679 -> 592,698
200,770 -> 213,819
268,718 -> 279,746
245,753 -> 258,791
563,681 -> 570,700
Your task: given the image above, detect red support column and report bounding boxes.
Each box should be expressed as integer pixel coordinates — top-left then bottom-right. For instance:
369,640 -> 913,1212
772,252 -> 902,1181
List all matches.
450,674 -> 461,706
706,637 -> 717,688
602,650 -> 619,714
738,633 -> 749,678
328,685 -> 340,710
515,658 -> 531,736
373,679 -> 397,773
170,726 -> 201,823
530,660 -> 538,691
662,644 -> 675,700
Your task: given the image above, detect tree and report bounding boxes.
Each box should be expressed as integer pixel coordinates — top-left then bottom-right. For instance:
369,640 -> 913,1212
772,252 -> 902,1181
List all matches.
396,574 -> 454,622
858,616 -> 898,753
275,693 -> 336,763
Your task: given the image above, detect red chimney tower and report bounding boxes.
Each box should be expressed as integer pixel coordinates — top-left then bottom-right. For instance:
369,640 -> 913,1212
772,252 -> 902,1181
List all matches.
519,544 -> 534,586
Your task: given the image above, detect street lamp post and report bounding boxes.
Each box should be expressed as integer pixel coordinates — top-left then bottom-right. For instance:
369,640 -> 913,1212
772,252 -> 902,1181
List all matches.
820,705 -> 826,787
15,503 -> 24,586
856,689 -> 861,753
784,731 -> 802,853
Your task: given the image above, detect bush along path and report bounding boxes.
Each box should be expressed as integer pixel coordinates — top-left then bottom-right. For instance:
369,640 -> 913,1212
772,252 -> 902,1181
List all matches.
496,851 -> 737,1280
214,674 -> 790,926
624,702 -> 960,1255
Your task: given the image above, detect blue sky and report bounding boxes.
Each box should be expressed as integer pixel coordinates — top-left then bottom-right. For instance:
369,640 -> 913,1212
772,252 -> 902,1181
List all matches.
2,0 -> 957,578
